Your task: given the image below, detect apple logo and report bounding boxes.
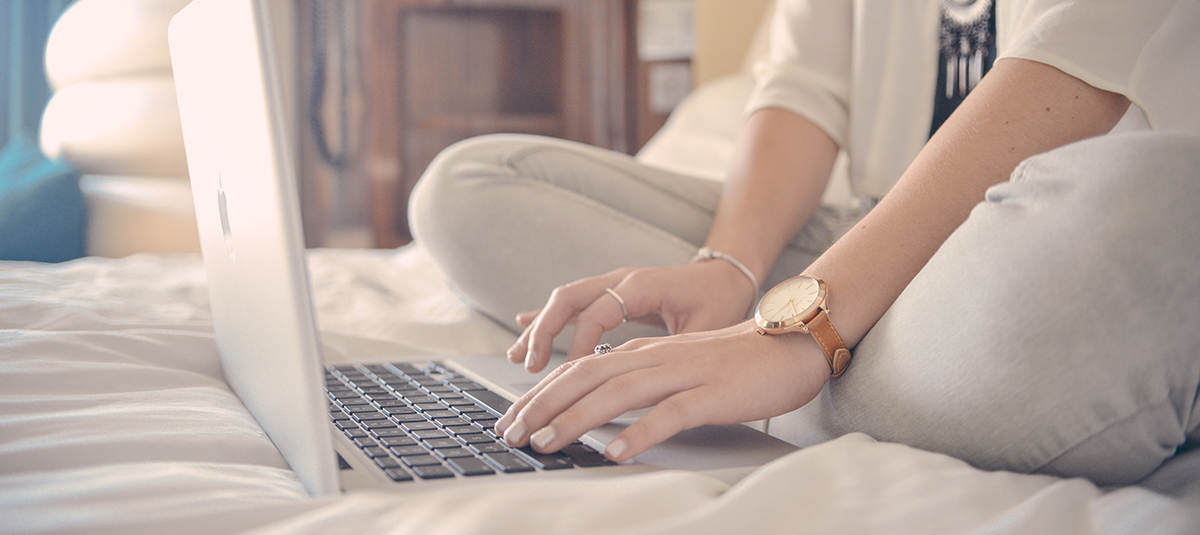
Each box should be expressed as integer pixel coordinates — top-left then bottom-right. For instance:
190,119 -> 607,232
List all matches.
217,174 -> 236,261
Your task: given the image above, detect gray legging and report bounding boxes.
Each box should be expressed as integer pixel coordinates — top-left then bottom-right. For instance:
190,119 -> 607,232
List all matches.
409,130 -> 1200,486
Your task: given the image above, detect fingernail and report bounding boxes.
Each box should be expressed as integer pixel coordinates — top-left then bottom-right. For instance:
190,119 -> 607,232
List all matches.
504,419 -> 527,445
530,426 -> 556,451
495,412 -> 513,434
524,349 -> 536,371
605,438 -> 627,461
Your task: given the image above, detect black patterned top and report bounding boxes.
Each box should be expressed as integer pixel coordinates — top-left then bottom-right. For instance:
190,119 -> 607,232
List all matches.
930,0 -> 997,137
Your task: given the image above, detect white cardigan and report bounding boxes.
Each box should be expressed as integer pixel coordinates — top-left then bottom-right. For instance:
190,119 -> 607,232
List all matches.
747,0 -> 1200,200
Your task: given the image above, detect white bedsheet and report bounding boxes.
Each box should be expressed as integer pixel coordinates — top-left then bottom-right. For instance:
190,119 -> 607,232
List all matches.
2,247 -> 1198,534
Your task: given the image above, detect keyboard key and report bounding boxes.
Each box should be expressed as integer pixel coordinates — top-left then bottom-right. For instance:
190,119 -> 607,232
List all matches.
361,420 -> 399,431
375,456 -> 402,469
363,446 -> 391,458
435,447 -> 475,459
389,363 -> 422,375
389,410 -> 427,421
384,468 -> 414,482
456,433 -> 496,445
462,391 -> 513,415
410,376 -> 445,387
411,429 -> 449,440
435,417 -> 472,428
424,410 -> 458,419
401,421 -> 438,432
470,442 -> 509,455
401,454 -> 443,467
423,438 -> 462,449
390,413 -> 428,423
374,399 -> 409,409
376,435 -> 417,448
390,445 -> 430,457
482,452 -> 534,473
413,402 -> 447,412
441,425 -> 477,436
457,409 -> 491,421
515,447 -> 575,470
561,443 -> 613,467
447,457 -> 496,476
371,427 -> 410,438
411,464 -> 456,479
449,379 -> 484,391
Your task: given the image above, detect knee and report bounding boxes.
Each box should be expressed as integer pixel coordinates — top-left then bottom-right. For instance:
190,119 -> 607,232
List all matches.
1001,131 -> 1200,247
819,132 -> 1200,485
408,133 -> 538,246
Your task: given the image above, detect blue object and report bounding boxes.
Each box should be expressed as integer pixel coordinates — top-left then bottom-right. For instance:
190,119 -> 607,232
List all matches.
0,134 -> 85,262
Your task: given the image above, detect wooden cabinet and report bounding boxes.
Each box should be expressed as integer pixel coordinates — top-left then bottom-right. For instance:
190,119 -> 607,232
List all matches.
296,0 -> 668,248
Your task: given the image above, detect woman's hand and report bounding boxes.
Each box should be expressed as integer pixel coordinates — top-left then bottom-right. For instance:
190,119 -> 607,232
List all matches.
507,258 -> 759,372
496,321 -> 832,462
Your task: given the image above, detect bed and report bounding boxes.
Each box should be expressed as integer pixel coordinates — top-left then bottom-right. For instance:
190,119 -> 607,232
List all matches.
3,246 -> 1199,534
5,65 -> 1200,533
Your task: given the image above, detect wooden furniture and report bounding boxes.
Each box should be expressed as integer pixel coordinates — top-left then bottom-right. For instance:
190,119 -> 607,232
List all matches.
297,0 -> 671,248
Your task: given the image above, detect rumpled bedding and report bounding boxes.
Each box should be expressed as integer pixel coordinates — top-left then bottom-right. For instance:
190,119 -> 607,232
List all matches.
2,247 -> 1198,534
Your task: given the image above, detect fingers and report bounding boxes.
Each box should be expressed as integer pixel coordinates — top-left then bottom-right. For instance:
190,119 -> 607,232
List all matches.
507,269 -> 653,373
497,323 -> 831,464
497,350 -> 696,452
602,388 -> 714,462
495,349 -> 641,437
524,283 -> 625,372
515,310 -> 539,328
507,310 -> 541,364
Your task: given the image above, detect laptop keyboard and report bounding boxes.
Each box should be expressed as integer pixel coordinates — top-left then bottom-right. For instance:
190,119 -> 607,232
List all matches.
327,361 -> 612,482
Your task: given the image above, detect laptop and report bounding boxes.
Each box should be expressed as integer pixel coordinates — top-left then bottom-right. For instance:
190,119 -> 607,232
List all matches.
169,0 -> 797,497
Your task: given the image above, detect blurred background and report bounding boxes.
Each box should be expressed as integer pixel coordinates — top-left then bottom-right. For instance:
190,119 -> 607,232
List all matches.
0,0 -> 768,261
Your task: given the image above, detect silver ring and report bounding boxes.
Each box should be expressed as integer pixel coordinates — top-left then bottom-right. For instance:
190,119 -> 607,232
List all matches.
594,343 -> 613,354
604,288 -> 628,324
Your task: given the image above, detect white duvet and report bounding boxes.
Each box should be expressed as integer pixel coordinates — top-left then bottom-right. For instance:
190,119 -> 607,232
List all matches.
2,247 -> 1198,535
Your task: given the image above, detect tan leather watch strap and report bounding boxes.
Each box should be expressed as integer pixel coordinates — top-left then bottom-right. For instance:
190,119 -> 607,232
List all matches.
806,309 -> 852,378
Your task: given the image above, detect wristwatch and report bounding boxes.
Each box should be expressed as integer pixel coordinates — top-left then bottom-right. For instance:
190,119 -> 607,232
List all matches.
754,275 -> 852,378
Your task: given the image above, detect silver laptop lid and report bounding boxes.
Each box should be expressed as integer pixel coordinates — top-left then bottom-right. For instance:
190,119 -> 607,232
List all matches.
170,0 -> 339,496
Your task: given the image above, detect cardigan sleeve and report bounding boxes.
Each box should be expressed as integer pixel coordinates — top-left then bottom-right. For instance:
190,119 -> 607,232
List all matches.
743,0 -> 854,147
998,0 -> 1200,134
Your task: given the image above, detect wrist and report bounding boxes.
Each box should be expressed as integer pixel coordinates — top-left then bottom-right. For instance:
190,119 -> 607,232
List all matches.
742,322 -> 834,383
753,275 -> 852,378
691,247 -> 760,295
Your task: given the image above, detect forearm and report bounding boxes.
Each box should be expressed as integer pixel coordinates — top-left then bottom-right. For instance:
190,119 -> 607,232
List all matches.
806,58 -> 1131,348
704,107 -> 840,285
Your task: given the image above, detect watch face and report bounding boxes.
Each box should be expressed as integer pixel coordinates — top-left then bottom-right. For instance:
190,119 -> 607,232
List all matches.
756,276 -> 823,327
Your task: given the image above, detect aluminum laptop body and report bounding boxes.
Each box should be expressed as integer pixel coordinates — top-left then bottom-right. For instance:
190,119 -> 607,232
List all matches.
169,0 -> 796,498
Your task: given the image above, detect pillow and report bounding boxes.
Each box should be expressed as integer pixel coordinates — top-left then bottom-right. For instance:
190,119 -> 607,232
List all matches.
0,134 -> 85,262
